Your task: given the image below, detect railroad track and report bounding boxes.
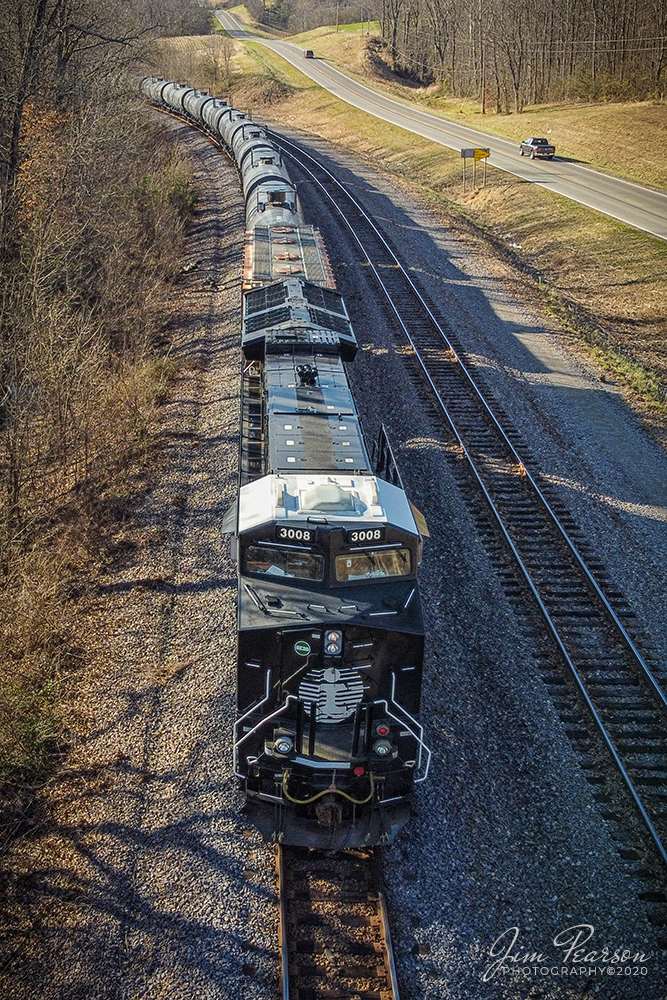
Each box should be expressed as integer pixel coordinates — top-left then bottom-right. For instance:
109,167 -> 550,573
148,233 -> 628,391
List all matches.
277,845 -> 399,1000
270,129 -> 667,873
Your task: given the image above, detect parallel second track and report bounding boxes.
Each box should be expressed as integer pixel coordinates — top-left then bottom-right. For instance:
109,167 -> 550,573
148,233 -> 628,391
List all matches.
271,129 -> 667,872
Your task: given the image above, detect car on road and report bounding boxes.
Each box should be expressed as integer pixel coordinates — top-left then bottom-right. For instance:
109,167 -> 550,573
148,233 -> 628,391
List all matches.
519,137 -> 555,160
303,49 -> 314,58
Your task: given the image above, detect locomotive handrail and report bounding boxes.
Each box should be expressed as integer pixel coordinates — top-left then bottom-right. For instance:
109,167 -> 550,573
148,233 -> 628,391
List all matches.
373,423 -> 404,489
233,669 -> 273,775
233,696 -> 296,776
388,677 -> 432,782
234,689 -> 431,781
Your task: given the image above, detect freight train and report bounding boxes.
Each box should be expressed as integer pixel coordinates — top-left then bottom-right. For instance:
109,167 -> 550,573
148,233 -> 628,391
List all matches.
141,77 -> 431,848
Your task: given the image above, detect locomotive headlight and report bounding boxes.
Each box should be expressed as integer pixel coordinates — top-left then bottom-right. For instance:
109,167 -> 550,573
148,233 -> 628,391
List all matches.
274,735 -> 294,755
324,628 -> 343,656
373,739 -> 392,756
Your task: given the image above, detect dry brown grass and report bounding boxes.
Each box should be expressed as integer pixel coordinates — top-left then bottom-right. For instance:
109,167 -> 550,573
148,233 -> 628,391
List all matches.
0,97 -> 190,849
0,547 -> 79,846
0,357 -> 176,853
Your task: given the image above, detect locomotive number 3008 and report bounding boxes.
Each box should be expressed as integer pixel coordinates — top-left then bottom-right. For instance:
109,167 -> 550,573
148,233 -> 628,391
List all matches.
347,529 -> 384,542
277,527 -> 313,542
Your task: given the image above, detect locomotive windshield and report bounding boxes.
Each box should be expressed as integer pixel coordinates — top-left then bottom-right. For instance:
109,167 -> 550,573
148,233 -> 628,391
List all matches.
335,548 -> 412,583
244,544 -> 324,581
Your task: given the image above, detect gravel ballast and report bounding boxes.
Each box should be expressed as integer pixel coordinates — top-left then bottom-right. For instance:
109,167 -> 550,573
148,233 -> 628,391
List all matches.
2,114 -> 666,1000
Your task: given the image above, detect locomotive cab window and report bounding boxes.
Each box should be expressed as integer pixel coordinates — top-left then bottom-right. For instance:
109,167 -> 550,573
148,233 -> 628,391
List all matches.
244,544 -> 324,582
335,548 -> 412,583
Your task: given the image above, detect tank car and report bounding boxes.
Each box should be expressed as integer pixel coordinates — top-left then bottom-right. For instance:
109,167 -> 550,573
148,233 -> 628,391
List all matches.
141,78 -> 431,848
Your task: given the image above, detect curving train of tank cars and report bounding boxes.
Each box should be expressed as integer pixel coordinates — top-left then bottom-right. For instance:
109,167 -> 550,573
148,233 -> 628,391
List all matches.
141,77 -> 431,849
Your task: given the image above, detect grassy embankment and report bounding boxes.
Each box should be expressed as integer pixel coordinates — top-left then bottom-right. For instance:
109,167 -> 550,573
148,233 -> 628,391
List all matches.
154,13 -> 667,439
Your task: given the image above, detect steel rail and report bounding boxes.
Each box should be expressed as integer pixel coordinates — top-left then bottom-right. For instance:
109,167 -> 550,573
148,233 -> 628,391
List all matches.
373,849 -> 402,999
278,845 -> 400,999
276,846 -> 290,1000
268,129 -> 667,868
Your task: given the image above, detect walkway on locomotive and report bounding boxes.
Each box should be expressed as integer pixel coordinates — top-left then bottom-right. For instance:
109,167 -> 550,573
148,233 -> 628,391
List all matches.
243,227 -> 335,288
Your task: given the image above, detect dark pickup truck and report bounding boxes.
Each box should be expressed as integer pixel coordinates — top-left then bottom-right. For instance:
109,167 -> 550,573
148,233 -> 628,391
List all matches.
519,137 -> 555,160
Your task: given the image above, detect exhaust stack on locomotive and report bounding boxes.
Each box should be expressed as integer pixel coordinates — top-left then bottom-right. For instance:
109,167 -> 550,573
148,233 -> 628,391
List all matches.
141,77 -> 431,848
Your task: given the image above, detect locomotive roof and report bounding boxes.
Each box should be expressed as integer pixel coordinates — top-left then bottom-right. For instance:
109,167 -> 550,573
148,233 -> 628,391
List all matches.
265,350 -> 369,474
237,474 -> 420,536
243,228 -> 335,288
243,276 -> 354,345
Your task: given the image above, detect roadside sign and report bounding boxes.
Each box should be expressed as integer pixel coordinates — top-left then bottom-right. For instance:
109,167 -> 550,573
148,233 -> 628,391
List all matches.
461,149 -> 490,191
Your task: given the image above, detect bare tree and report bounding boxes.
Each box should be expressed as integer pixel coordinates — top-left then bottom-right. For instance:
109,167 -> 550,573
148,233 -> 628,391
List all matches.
376,0 -> 667,103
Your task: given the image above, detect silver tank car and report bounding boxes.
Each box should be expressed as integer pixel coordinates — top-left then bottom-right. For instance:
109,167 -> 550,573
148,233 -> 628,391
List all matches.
158,80 -> 190,113
200,97 -> 230,134
216,108 -> 249,147
140,77 -> 303,231
241,159 -> 299,231
181,88 -> 217,123
230,121 -> 267,155
141,77 -> 170,105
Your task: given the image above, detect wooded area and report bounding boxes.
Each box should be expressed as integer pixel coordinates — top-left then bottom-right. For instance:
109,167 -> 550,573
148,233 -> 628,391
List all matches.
378,0 -> 667,108
246,0 -> 376,35
249,0 -> 667,106
0,0 -> 205,841
0,0 -> 210,566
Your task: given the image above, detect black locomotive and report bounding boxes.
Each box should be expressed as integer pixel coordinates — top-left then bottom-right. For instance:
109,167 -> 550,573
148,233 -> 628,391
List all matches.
141,78 -> 431,848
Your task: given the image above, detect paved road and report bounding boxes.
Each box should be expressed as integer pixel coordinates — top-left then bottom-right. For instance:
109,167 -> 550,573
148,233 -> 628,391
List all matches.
215,10 -> 667,242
